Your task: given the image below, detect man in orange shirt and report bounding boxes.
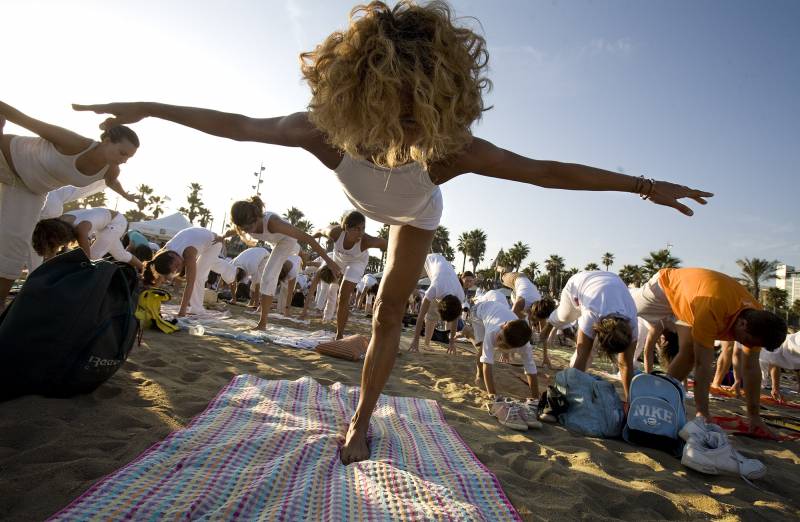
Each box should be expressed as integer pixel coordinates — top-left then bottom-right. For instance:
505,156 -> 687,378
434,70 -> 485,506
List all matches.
633,267 -> 787,434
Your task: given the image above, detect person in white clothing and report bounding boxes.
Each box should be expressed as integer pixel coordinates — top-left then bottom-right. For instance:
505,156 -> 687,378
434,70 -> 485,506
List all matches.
275,254 -> 303,316
228,246 -> 270,304
409,254 -> 474,354
77,1 -> 712,464
463,293 -> 540,403
31,207 -> 144,270
229,197 -> 339,330
0,102 -> 138,310
143,227 -> 222,316
313,211 -> 387,339
539,271 -> 639,400
759,332 -> 800,402
301,261 -> 341,322
501,271 -> 542,320
355,273 -> 378,312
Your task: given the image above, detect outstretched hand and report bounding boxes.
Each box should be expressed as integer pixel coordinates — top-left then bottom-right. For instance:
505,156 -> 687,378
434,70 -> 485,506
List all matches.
73,102 -> 147,129
648,181 -> 713,216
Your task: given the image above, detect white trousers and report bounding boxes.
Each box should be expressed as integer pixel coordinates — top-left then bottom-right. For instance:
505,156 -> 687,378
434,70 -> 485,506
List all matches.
259,237 -> 298,297
188,242 -> 223,315
90,213 -> 132,263
0,154 -> 46,279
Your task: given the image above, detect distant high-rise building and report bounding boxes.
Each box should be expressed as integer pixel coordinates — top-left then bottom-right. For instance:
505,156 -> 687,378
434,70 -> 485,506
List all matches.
776,264 -> 800,307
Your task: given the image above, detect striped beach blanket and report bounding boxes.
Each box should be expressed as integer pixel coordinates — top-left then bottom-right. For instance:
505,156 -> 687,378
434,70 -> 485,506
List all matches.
50,376 -> 520,521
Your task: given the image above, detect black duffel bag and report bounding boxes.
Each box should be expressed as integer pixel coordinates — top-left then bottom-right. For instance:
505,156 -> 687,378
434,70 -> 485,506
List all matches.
0,248 -> 139,400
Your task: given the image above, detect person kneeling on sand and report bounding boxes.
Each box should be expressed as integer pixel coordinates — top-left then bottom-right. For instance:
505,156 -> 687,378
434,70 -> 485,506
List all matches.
464,289 -> 541,431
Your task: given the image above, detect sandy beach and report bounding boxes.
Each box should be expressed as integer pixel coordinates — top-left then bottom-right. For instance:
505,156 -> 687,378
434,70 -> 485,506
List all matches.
1,301 -> 799,522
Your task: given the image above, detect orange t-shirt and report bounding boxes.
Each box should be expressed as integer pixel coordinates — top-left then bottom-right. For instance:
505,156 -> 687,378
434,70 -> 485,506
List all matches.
658,268 -> 761,347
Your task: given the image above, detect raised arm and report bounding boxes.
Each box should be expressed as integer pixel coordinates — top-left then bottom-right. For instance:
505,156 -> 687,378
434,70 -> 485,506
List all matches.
363,234 -> 389,251
73,103 -> 342,168
1,101 -> 91,153
438,138 -> 713,216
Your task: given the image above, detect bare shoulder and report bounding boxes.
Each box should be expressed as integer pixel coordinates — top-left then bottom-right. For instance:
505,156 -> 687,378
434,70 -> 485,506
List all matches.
429,137 -> 506,184
273,112 -> 342,169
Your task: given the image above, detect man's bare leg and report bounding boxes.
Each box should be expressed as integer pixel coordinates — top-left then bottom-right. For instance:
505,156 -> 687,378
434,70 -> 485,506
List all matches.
711,341 -> 734,388
335,280 -> 356,340
341,225 -> 434,464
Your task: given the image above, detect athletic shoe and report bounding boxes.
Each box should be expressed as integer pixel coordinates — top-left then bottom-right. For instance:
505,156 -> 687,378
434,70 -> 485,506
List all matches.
487,397 -> 528,431
679,416 -> 710,442
681,428 -> 766,480
517,398 -> 543,429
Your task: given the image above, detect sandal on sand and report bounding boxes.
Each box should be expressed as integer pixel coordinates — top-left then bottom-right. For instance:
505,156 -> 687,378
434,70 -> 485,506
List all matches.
487,397 -> 528,431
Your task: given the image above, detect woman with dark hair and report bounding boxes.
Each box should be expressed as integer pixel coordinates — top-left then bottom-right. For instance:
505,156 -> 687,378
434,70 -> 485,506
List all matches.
313,211 -> 387,338
229,197 -> 339,330
75,1 -> 711,463
0,101 -> 139,309
144,227 -> 222,317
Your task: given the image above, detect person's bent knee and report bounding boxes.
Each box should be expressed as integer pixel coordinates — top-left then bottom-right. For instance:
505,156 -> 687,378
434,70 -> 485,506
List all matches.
373,298 -> 405,328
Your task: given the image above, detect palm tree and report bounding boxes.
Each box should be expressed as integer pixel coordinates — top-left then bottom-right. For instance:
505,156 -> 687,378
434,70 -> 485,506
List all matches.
457,231 -> 472,272
765,287 -> 788,312
178,183 -> 205,223
585,262 -> 600,271
431,226 -> 452,257
506,241 -> 530,272
135,184 -> 154,212
522,261 -> 540,280
618,264 -> 644,287
602,252 -> 615,271
283,207 -> 305,226
465,229 -> 487,273
197,207 -> 213,228
736,257 -> 778,298
147,195 -> 170,219
544,254 -> 565,295
642,249 -> 681,278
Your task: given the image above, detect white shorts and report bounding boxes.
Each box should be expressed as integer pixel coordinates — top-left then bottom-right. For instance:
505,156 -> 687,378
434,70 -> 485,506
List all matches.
90,213 -> 132,263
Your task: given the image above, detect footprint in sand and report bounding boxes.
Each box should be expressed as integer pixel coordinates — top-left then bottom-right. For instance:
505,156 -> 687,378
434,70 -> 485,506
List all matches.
143,357 -> 167,368
180,372 -> 199,383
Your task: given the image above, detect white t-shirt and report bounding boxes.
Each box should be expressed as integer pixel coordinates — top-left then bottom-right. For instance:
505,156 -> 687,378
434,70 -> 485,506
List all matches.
562,271 -> 639,339
759,332 -> 800,370
473,299 -> 536,375
423,254 -> 465,304
475,289 -> 508,306
65,208 -> 113,236
41,180 -> 107,219
233,247 -> 269,278
513,276 -> 541,305
164,227 -> 216,256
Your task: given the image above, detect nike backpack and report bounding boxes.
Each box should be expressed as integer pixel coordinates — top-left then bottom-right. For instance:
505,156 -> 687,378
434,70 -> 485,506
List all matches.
0,248 -> 139,400
623,371 -> 687,455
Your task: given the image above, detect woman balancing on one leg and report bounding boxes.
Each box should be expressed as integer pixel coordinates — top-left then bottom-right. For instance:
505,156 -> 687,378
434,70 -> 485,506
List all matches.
144,227 -> 224,317
228,197 -> 339,330
75,1 -> 712,464
31,207 -> 145,270
313,211 -> 387,339
0,102 -> 138,310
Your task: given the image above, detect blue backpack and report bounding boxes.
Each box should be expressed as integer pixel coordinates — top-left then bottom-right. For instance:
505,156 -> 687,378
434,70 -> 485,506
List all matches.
555,368 -> 625,438
623,372 -> 686,455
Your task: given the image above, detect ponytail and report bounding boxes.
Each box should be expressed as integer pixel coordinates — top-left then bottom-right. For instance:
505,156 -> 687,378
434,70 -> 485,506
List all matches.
230,197 -> 265,239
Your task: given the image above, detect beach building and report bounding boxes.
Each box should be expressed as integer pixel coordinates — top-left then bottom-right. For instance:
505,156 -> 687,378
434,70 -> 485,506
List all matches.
776,263 -> 800,306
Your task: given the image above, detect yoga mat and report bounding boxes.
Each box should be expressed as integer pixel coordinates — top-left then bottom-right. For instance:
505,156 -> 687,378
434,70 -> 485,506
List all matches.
50,376 -> 521,521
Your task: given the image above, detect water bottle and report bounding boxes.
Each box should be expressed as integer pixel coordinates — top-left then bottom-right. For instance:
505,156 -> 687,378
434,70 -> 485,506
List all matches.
188,325 -> 205,336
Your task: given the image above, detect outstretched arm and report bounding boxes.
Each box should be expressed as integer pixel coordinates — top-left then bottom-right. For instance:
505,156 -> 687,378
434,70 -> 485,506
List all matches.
73,103 -> 342,169
364,234 -> 389,251
104,166 -> 136,202
439,138 -> 713,216
1,101 -> 91,153
267,216 -> 342,278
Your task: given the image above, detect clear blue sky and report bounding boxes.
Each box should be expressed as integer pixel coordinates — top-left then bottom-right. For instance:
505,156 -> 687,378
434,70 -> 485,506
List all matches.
4,0 -> 798,276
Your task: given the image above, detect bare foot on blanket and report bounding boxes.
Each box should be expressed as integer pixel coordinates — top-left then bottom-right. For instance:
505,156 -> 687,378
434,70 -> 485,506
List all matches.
341,423 -> 370,464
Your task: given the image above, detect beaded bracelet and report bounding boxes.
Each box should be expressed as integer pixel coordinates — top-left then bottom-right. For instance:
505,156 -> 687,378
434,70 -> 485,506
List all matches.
637,175 -> 656,200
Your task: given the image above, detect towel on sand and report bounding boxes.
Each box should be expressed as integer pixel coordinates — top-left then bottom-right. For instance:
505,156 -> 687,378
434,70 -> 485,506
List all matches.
50,376 -> 520,521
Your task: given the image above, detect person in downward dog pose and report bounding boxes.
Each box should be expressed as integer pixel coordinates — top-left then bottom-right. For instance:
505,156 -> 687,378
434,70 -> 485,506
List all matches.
274,253 -> 304,316
539,271 -> 640,401
354,273 -> 379,312
75,1 -> 712,463
501,271 -> 542,322
31,207 -> 144,270
228,197 -> 339,330
301,255 -> 342,323
0,102 -> 138,310
143,226 -> 223,317
313,211 -> 387,338
228,246 -> 270,305
408,253 -> 474,354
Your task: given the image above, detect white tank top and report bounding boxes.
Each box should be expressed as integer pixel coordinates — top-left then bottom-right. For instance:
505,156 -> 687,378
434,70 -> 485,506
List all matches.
10,137 -> 109,195
164,227 -> 216,256
64,208 -> 113,236
250,211 -> 298,248
333,230 -> 367,263
333,154 -> 442,231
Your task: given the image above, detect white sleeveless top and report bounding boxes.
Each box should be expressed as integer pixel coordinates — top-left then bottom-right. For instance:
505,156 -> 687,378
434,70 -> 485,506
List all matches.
10,137 -> 109,195
164,227 -> 216,256
250,212 -> 299,248
333,155 -> 442,230
333,230 -> 368,263
64,208 -> 113,236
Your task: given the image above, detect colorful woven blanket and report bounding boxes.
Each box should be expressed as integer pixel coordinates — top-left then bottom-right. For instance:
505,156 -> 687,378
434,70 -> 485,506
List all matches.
50,376 -> 520,521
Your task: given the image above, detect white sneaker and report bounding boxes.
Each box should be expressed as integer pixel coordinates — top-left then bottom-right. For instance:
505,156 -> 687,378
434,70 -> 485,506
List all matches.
517,398 -> 543,429
681,429 -> 766,480
679,416 -> 709,441
487,397 -> 528,431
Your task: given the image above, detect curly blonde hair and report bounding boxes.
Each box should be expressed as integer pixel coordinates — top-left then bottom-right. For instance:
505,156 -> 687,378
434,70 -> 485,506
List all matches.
300,0 -> 491,168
